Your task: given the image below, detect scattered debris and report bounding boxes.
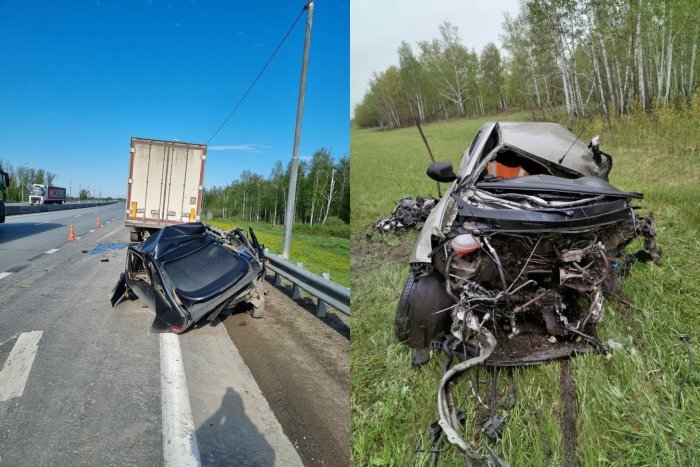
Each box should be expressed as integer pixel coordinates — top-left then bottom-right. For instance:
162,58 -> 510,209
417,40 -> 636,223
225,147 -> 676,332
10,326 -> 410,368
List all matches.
100,258 -> 109,263
89,243 -> 128,255
373,197 -> 438,231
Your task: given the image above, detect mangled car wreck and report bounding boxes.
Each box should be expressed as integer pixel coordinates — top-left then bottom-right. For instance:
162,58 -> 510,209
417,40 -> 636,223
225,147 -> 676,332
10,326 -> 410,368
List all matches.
394,122 -> 659,462
111,222 -> 266,333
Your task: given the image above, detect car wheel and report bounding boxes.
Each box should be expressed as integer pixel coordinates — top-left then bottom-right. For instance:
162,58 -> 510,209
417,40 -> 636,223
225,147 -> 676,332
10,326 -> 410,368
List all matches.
394,272 -> 415,342
250,280 -> 265,318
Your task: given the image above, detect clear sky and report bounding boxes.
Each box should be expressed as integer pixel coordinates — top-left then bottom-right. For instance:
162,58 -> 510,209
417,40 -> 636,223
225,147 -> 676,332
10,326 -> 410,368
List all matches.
0,0 -> 349,198
351,0 -> 519,117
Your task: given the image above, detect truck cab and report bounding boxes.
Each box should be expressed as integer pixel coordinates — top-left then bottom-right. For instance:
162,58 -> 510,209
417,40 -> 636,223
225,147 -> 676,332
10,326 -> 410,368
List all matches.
0,167 -> 8,223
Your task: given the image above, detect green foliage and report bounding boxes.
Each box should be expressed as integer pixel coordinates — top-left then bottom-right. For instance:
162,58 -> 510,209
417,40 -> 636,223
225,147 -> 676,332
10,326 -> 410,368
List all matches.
350,109 -> 700,465
207,218 -> 349,287
355,0 -> 700,128
204,149 -> 350,226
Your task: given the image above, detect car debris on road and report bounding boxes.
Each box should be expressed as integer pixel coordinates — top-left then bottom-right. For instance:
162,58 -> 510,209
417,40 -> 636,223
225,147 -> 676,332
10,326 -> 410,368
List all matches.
392,122 -> 661,463
111,222 -> 266,333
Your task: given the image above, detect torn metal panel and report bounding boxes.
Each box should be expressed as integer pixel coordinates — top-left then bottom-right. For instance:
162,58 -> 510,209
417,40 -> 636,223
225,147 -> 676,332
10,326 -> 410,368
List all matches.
110,222 -> 266,333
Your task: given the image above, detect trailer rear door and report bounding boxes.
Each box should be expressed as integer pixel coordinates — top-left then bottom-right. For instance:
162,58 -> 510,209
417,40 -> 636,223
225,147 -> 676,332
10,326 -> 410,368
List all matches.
127,138 -> 206,227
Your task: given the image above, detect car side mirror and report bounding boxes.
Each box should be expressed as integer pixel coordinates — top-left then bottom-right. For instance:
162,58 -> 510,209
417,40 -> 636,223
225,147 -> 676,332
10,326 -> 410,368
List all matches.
427,162 -> 457,183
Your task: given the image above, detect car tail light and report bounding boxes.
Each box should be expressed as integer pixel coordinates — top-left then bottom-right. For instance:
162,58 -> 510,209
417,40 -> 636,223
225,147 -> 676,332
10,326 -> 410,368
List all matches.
451,234 -> 481,255
169,325 -> 184,333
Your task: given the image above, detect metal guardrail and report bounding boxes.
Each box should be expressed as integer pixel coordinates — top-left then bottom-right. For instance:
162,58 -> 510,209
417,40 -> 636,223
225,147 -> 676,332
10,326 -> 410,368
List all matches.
264,248 -> 350,317
4,201 -> 118,216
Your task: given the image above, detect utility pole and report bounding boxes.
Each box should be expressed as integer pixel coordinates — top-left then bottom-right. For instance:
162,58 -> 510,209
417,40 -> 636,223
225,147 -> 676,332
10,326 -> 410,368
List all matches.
282,0 -> 314,259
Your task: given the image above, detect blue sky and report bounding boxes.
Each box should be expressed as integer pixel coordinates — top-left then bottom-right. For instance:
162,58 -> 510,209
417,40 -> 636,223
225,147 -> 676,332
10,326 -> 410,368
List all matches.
0,0 -> 349,198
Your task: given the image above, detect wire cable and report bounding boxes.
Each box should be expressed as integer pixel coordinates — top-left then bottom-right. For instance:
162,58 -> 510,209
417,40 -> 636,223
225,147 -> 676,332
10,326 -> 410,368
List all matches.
206,2 -> 309,144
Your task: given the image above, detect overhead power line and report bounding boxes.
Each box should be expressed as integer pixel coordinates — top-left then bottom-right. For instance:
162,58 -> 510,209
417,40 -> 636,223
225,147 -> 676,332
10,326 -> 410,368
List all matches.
206,3 -> 310,144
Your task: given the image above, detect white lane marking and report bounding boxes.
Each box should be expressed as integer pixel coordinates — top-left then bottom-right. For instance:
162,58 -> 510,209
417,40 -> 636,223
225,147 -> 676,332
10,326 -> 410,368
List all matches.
75,214 -> 82,217
160,333 -> 201,466
0,272 -> 12,280
106,221 -> 110,224
75,237 -> 82,240
45,249 -> 59,254
34,221 -> 49,226
89,229 -> 95,233
0,331 -> 43,401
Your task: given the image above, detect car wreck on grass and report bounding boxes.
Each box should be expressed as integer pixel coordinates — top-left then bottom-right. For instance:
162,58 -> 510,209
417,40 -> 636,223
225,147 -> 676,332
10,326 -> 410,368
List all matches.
393,122 -> 660,463
111,222 -> 266,333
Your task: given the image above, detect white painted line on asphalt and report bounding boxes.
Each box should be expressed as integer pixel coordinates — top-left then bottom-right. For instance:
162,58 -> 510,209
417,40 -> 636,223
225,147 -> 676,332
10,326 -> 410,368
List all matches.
75,214 -> 82,217
160,333 -> 201,467
45,249 -> 59,254
0,331 -> 43,402
75,237 -> 82,240
0,272 -> 12,280
34,221 -> 49,225
90,229 -> 95,233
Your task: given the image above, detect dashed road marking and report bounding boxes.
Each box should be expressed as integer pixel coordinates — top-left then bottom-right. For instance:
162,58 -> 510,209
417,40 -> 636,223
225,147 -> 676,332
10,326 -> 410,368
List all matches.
160,333 -> 201,466
34,221 -> 49,226
0,331 -> 43,402
90,229 -> 95,233
0,272 -> 12,280
75,237 -> 82,240
45,249 -> 59,254
75,214 -> 82,217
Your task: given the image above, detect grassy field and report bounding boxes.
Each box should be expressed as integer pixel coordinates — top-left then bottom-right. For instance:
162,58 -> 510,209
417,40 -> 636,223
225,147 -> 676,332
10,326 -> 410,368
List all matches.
207,218 -> 350,287
350,109 -> 700,465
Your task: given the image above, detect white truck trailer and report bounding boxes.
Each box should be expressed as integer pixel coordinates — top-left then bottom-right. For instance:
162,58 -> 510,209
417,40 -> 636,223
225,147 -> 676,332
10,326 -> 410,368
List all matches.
125,137 -> 206,242
29,184 -> 66,204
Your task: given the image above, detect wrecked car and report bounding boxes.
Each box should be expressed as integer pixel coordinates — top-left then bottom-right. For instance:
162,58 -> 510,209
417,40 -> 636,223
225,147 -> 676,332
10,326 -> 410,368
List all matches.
111,222 -> 266,333
393,122 -> 659,459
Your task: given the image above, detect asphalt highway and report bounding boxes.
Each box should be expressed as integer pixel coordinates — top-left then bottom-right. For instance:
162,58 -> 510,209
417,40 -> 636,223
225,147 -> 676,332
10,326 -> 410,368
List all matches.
0,213 -> 305,465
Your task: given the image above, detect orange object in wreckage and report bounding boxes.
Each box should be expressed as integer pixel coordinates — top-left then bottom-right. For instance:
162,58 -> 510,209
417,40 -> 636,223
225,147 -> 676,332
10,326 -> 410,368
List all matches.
486,161 -> 529,178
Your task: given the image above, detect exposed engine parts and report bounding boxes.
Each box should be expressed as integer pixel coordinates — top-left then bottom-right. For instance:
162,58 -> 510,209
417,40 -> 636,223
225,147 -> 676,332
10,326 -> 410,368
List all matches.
373,196 -> 438,231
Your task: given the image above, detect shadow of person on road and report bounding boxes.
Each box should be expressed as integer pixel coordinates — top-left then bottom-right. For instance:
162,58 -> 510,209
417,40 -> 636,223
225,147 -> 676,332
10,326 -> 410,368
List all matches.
195,387 -> 276,466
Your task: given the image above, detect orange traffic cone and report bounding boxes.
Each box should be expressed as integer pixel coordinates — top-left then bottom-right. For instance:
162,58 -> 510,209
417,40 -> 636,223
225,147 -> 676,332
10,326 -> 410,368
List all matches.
68,223 -> 76,241
96,216 -> 102,228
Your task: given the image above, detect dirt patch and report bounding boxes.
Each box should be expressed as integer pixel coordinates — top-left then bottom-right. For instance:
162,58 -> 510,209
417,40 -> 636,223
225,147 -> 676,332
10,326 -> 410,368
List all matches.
221,275 -> 349,467
559,360 -> 579,467
351,231 -> 415,277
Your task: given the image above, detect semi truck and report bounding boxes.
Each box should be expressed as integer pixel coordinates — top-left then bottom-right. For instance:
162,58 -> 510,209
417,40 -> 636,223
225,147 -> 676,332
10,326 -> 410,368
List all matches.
125,137 -> 206,242
29,184 -> 67,205
0,166 -> 9,223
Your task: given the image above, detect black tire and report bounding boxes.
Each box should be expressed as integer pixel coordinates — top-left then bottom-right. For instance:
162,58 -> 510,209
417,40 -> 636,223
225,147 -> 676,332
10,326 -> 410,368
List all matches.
394,272 -> 415,342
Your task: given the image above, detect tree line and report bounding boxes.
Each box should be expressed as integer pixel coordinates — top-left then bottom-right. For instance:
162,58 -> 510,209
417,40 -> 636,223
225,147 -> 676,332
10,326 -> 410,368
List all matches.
203,149 -> 350,226
354,0 -> 699,128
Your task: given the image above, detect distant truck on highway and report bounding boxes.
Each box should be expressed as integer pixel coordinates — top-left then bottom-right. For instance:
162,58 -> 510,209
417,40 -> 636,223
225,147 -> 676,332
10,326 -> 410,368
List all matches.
29,184 -> 66,205
0,166 -> 9,223
125,137 -> 206,242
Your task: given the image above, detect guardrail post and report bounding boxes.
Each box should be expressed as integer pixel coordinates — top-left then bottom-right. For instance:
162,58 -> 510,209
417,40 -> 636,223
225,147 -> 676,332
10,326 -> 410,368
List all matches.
292,263 -> 303,299
274,272 -> 282,287
315,272 -> 330,317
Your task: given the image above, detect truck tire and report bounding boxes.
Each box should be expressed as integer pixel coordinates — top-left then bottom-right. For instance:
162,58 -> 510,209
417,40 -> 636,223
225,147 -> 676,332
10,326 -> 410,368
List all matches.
250,280 -> 265,318
394,272 -> 415,342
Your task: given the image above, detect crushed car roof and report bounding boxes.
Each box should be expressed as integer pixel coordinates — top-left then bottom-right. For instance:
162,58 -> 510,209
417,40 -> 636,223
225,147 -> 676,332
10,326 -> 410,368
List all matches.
482,121 -> 602,176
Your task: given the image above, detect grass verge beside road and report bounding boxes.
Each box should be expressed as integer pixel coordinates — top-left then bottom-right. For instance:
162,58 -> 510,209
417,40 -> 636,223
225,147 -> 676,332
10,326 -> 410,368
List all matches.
350,110 -> 700,465
207,218 -> 350,287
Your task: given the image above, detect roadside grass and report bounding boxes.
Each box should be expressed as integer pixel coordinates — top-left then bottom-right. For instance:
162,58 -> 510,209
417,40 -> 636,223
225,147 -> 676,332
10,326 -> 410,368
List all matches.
350,111 -> 700,465
207,218 -> 349,287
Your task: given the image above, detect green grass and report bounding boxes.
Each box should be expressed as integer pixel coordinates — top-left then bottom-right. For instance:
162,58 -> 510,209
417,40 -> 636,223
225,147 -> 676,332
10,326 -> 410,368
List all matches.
207,218 -> 350,287
350,111 -> 700,465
